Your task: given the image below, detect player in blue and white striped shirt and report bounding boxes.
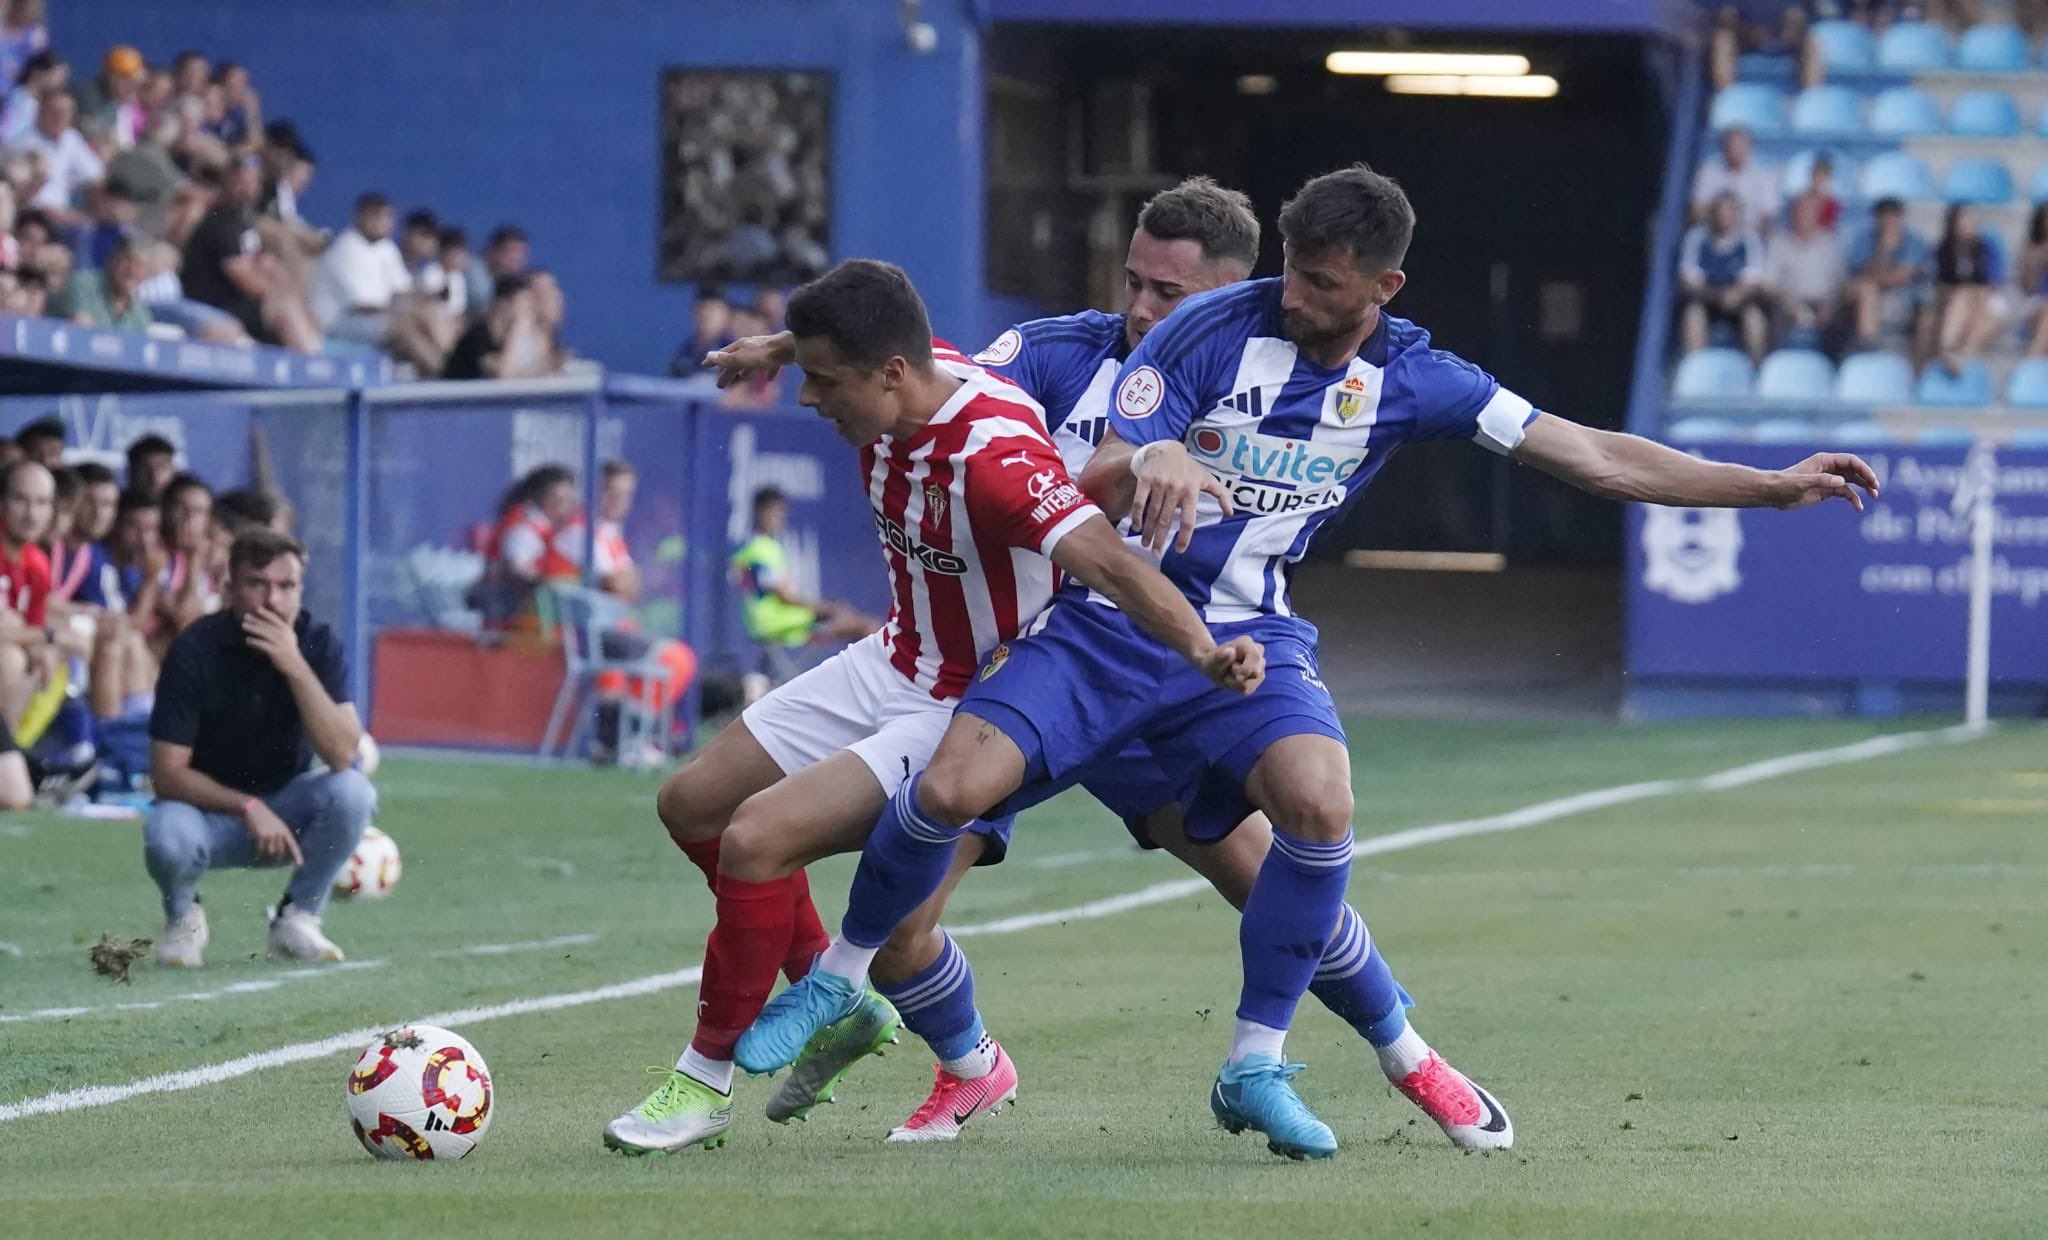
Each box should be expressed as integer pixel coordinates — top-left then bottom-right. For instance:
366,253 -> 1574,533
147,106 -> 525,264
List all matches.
748,165 -> 1878,1160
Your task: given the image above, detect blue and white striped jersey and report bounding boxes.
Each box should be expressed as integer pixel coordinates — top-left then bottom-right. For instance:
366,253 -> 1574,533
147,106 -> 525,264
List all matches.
1107,277 -> 1538,623
972,309 -> 1127,480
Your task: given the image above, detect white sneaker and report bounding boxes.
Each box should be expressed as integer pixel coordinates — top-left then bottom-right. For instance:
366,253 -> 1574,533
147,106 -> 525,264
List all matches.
267,904 -> 345,962
158,905 -> 209,968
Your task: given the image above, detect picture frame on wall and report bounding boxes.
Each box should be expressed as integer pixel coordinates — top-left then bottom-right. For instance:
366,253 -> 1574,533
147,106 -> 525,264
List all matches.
658,68 -> 833,285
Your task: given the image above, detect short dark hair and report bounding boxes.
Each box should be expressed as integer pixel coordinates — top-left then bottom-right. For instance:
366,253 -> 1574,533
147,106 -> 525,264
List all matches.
1138,176 -> 1260,271
402,209 -> 438,235
492,272 -> 532,302
1277,164 -> 1416,272
753,486 -> 787,513
159,472 -> 211,522
229,527 -> 305,578
486,224 -> 528,250
116,486 -> 156,518
215,487 -> 280,534
785,259 -> 933,370
126,433 -> 174,463
601,460 -> 636,482
50,466 -> 80,502
355,190 -> 391,214
75,461 -> 116,488
1873,196 -> 1906,216
439,225 -> 469,251
16,415 -> 63,448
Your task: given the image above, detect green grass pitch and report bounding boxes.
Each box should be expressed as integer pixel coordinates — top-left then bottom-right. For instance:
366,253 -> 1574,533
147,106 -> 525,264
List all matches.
2,717 -> 2044,1238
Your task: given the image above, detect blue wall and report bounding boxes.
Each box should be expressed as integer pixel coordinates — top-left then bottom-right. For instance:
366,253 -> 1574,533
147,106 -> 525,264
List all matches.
51,0 -> 989,373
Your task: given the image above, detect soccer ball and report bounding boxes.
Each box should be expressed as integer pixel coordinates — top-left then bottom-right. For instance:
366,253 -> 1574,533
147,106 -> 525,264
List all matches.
345,1024 -> 494,1160
334,826 -> 401,899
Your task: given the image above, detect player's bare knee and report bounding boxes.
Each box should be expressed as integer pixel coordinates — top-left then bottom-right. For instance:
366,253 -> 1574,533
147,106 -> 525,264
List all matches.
912,762 -> 990,830
656,767 -> 722,845
1271,782 -> 1354,844
717,806 -> 795,882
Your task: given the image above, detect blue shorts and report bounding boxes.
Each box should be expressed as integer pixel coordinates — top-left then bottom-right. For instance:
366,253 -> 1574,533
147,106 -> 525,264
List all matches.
962,598 -> 1345,844
965,813 -> 1014,865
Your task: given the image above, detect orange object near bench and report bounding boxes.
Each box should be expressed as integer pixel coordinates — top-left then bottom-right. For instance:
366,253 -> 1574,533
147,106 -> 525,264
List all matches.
369,628 -> 565,749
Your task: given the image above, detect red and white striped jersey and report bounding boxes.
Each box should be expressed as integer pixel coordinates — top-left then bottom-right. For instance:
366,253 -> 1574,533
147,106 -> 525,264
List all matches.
862,343 -> 1101,699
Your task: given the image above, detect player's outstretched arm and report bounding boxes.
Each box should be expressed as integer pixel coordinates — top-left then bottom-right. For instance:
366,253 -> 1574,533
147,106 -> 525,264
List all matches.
1078,429 -> 1233,553
1049,515 -> 1264,694
703,330 -> 795,389
1511,413 -> 1880,511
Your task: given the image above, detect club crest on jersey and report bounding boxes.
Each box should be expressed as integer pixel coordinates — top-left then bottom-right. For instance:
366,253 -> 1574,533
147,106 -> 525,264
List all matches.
979,643 -> 1010,681
1325,373 -> 1381,426
923,483 -> 949,524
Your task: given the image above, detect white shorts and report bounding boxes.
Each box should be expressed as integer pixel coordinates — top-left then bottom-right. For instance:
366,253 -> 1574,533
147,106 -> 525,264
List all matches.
739,631 -> 952,795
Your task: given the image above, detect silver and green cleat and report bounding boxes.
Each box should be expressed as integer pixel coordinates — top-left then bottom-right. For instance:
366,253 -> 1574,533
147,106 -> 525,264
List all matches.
765,990 -> 902,1123
602,1066 -> 736,1155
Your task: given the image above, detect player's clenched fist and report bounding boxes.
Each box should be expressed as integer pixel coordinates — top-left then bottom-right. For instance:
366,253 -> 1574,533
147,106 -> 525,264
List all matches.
1200,634 -> 1264,694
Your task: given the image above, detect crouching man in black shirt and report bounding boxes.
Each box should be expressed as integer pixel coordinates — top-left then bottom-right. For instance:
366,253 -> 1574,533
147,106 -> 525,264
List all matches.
145,528 -> 374,967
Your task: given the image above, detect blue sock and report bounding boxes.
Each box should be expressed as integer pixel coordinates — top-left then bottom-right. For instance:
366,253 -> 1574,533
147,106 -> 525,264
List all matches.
1308,903 -> 1413,1046
840,773 -> 969,949
876,930 -> 985,1061
1237,829 -> 1354,1031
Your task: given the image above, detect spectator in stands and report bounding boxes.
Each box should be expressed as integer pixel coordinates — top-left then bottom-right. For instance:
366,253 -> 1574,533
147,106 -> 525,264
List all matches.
1679,190 -> 1770,362
169,50 -> 207,101
144,527 -> 371,967
0,47 -> 61,149
1690,126 -> 1779,234
473,463 -> 578,628
1766,194 -> 1847,348
434,225 -> 471,320
14,414 -> 60,467
74,461 -> 116,547
181,158 -> 320,353
109,484 -> 163,625
138,64 -> 172,122
0,459 -> 55,731
443,271 -> 564,379
2,261 -> 44,316
0,178 -> 16,270
1710,3 -> 1820,91
66,181 -> 139,269
2018,203 -> 2048,357
257,121 -> 313,224
58,231 -> 150,333
1843,201 -> 1928,355
310,191 -> 453,372
107,109 -> 184,215
215,488 -> 287,538
73,45 -> 145,149
671,285 -> 734,377
1925,203 -> 2008,373
134,237 -> 251,344
49,460 -> 152,723
484,223 -> 529,284
1792,154 -> 1840,233
0,0 -> 46,96
731,486 -> 874,689
21,89 -> 103,219
125,434 -> 175,499
207,61 -> 261,154
582,460 -> 641,603
150,473 -> 216,656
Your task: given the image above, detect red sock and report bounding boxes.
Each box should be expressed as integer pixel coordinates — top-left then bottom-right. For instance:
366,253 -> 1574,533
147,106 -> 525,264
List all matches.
676,836 -> 721,894
782,867 -> 831,982
690,874 -> 795,1060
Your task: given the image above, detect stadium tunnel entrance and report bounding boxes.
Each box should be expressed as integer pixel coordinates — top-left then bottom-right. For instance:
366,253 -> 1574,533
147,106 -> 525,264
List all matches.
985,25 -> 1676,717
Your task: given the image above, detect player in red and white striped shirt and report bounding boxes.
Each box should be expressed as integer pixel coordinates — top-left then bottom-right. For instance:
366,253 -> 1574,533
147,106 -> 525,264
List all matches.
605,260 -> 1263,1156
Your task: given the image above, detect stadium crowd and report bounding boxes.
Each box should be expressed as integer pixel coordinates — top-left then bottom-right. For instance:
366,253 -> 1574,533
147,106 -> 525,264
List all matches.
0,6 -> 569,378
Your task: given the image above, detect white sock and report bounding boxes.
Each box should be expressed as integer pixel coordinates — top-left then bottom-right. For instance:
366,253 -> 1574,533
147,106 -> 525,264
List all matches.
1228,1018 -> 1287,1066
817,937 -> 879,988
1375,1022 -> 1433,1080
676,1046 -> 733,1094
940,1034 -> 998,1081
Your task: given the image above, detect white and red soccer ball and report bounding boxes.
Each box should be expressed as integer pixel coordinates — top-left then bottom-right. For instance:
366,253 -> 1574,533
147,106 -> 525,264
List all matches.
345,1024 -> 494,1160
334,826 -> 401,900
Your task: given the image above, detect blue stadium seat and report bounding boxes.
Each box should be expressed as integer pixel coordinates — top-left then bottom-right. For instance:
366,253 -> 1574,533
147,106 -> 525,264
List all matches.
1667,416 -> 1741,442
1956,24 -> 2031,72
1918,425 -> 1979,445
1869,86 -> 1944,137
2009,428 -> 2048,448
1830,421 -> 1897,446
1809,19 -> 1876,71
1950,90 -> 2021,138
1709,83 -> 1786,133
1859,152 -> 1935,202
2027,165 -> 2048,204
1672,348 -> 1755,402
1756,349 -> 1836,402
2006,358 -> 2048,407
1876,21 -> 1951,70
1790,85 -> 1864,135
1835,351 -> 1915,403
1915,360 -> 1994,406
1751,417 -> 1819,443
1942,158 -> 2014,205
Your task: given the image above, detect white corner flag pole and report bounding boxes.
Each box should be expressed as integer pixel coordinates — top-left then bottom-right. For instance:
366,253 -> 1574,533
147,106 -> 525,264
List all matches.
1957,442 -> 1998,727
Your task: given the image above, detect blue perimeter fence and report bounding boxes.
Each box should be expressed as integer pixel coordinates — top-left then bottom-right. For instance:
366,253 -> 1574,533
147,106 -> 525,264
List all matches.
0,376 -> 884,748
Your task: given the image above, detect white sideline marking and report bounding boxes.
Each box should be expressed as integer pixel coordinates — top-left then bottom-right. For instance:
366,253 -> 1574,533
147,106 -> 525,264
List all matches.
520,857 -> 579,879
434,933 -> 598,958
0,723 -> 1987,1123
0,823 -> 30,838
0,960 -> 388,1025
0,942 -> 21,957
1026,848 -> 1126,869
